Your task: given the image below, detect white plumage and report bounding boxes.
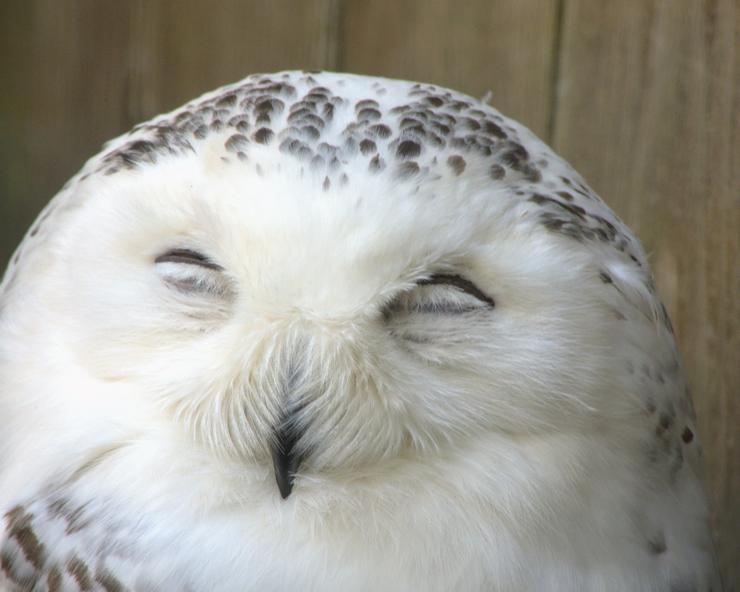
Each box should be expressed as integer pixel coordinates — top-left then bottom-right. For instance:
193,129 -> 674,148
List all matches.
0,71 -> 720,591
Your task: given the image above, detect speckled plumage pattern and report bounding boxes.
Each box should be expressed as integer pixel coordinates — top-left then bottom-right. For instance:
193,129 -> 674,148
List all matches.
0,71 -> 720,591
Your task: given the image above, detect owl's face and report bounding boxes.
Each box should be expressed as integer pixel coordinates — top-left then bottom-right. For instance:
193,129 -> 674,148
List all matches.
1,72 -> 652,498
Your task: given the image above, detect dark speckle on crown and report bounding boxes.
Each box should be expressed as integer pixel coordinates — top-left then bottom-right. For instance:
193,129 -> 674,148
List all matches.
86,71 -> 642,267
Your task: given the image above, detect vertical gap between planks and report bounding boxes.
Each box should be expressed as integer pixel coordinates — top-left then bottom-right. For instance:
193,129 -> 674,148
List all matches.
324,0 -> 344,71
547,0 -> 566,145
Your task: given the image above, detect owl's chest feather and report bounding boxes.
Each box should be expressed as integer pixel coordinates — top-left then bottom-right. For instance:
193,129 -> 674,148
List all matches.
0,434 -> 717,592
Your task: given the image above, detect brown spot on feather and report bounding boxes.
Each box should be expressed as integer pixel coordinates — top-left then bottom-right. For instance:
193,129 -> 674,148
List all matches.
648,532 -> 667,555
5,505 -> 46,569
252,127 -> 274,145
48,566 -> 63,592
446,155 -> 466,175
396,140 -> 421,159
396,161 -> 420,179
67,557 -> 93,590
489,164 -> 506,180
359,139 -> 377,154
96,568 -> 125,592
0,550 -> 15,581
1,549 -> 35,587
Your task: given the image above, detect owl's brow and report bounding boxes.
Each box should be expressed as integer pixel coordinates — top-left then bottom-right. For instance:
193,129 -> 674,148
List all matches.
417,274 -> 495,307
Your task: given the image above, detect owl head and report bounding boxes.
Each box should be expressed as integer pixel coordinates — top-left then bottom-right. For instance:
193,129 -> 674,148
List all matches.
0,72 -> 677,502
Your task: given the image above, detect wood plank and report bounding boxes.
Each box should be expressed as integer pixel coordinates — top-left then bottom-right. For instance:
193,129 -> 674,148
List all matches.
0,0 -> 136,269
0,0 -> 339,269
341,0 -> 560,139
0,1 -> 35,269
553,0 -> 738,586
130,0 -> 341,117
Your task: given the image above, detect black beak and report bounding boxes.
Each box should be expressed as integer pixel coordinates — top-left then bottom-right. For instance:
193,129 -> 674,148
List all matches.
270,413 -> 303,499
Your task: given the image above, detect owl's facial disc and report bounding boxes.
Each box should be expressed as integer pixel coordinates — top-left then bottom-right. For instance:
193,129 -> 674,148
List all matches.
77,151 -> 620,496
150,246 -> 501,499
262,275 -> 496,499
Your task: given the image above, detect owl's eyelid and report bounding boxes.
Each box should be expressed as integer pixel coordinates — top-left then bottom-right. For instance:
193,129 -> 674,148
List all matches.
417,274 -> 495,308
154,248 -> 223,271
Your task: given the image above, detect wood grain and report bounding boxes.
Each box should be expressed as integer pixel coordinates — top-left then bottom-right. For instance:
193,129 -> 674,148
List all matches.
553,0 -> 738,585
128,0 -> 341,116
341,0 -> 560,139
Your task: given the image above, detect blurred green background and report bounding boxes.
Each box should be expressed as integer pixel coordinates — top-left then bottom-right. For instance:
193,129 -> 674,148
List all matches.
1,0 -> 737,585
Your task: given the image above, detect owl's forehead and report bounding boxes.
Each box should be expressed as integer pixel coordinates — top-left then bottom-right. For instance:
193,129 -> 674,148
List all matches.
4,71 -> 648,298
81,71 -> 636,254
99,154 -> 503,280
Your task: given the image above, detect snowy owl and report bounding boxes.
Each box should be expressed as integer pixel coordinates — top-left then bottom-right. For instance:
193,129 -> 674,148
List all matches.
0,71 -> 720,591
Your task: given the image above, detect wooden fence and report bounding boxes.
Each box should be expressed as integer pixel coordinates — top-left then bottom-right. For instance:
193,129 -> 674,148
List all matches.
1,0 -> 737,586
